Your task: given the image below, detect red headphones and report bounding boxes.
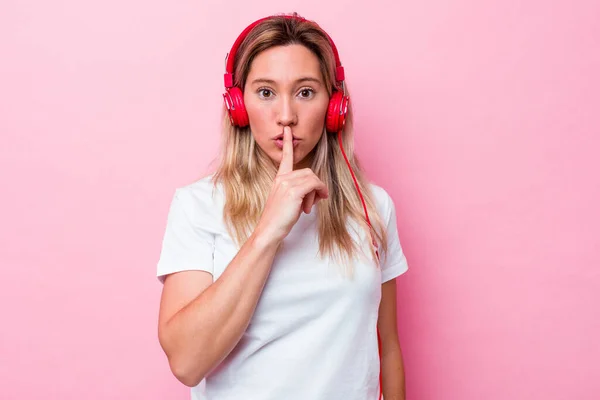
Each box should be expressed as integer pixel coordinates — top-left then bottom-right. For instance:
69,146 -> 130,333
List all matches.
222,15 -> 350,133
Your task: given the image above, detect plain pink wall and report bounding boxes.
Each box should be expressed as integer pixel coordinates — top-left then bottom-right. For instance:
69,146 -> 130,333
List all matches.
1,0 -> 598,399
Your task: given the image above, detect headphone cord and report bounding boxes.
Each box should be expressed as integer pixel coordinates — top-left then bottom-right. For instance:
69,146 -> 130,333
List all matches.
337,130 -> 384,400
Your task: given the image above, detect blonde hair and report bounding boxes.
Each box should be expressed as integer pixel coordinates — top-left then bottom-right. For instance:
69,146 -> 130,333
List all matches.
210,13 -> 389,277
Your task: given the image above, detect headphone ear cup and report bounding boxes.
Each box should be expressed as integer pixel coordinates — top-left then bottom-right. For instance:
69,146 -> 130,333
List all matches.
223,87 -> 249,127
326,91 -> 349,133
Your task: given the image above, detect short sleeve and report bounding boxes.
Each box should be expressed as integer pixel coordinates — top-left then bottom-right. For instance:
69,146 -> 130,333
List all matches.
156,188 -> 215,283
380,192 -> 409,283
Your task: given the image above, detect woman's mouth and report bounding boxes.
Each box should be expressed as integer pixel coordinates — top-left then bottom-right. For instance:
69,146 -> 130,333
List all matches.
274,138 -> 300,149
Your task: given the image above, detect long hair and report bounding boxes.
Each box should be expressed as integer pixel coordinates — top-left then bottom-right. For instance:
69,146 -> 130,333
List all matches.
211,13 -> 389,277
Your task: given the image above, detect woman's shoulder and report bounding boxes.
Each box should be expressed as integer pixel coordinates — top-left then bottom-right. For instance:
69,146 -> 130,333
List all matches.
368,182 -> 391,201
179,172 -> 219,194
171,173 -> 224,216
367,181 -> 397,221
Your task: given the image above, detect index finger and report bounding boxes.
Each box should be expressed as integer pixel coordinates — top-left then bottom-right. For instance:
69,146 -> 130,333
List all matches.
277,126 -> 294,175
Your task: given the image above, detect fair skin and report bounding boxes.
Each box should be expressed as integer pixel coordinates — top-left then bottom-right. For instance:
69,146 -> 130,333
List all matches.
157,43 -> 405,399
379,280 -> 407,399
243,44 -> 329,171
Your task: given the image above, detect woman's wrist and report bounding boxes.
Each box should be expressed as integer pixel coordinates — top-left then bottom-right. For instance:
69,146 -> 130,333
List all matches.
249,225 -> 283,252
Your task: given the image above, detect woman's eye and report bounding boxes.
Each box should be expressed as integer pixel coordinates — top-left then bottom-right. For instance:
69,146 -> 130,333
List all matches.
258,89 -> 273,98
299,89 -> 314,98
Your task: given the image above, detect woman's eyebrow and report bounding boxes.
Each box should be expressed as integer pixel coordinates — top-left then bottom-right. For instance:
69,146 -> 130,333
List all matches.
250,77 -> 323,85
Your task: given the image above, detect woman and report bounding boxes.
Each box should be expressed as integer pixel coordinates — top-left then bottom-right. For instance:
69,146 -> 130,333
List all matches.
156,13 -> 409,400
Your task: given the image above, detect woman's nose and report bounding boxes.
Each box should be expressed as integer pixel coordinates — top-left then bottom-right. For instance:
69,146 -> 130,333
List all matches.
277,96 -> 298,126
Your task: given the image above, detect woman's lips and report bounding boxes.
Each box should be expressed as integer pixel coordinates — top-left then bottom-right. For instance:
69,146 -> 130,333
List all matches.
274,138 -> 300,149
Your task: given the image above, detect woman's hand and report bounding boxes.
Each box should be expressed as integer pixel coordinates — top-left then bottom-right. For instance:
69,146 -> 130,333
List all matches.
255,126 -> 329,243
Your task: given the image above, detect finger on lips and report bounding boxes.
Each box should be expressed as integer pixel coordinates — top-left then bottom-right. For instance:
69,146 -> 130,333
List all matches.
276,126 -> 323,213
277,126 -> 294,176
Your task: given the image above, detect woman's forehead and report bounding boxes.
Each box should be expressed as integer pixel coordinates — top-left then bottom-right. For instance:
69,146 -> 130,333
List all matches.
247,44 -> 323,84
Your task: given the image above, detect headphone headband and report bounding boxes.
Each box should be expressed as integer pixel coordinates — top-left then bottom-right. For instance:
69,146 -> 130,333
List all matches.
223,15 -> 345,89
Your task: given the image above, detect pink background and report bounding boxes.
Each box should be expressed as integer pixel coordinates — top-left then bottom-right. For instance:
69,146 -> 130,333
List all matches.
1,0 -> 599,399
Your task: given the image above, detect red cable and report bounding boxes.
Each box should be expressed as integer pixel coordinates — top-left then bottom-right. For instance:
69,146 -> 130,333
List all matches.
337,130 -> 383,400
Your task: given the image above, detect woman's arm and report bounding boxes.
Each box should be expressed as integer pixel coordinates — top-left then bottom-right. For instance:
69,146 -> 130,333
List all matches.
158,230 -> 281,387
378,279 -> 407,400
158,135 -> 329,387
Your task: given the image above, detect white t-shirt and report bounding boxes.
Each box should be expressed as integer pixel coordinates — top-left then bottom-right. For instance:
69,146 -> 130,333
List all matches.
156,174 -> 409,400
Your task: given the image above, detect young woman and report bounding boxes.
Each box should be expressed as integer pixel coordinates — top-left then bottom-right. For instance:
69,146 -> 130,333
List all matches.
156,13 -> 409,400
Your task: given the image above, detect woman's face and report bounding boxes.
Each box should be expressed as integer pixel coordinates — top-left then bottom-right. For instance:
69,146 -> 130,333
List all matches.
243,44 -> 330,170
